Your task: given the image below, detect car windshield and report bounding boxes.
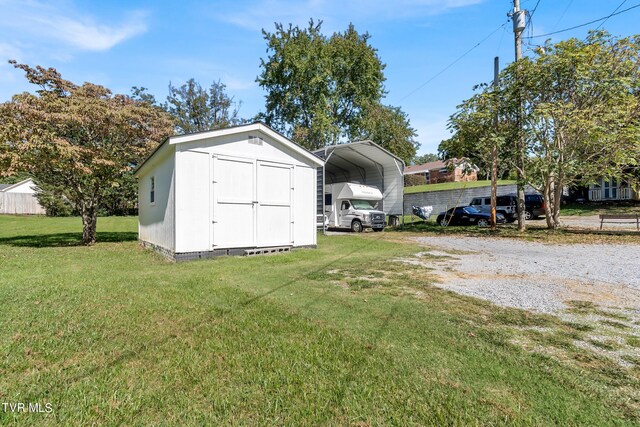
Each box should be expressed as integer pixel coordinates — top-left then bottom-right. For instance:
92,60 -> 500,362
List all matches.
350,199 -> 377,210
463,207 -> 480,214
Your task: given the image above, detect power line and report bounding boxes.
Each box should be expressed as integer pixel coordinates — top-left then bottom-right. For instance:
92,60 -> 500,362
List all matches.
399,19 -> 510,101
594,0 -> 627,31
525,0 -> 541,41
525,2 -> 640,39
550,0 -> 573,32
528,0 -> 541,22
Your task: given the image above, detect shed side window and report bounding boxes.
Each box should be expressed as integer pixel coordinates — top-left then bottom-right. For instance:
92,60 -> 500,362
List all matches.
150,176 -> 155,204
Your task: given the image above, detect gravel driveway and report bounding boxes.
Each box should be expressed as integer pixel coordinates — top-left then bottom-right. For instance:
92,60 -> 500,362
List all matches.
408,235 -> 640,366
560,214 -> 640,230
412,236 -> 640,314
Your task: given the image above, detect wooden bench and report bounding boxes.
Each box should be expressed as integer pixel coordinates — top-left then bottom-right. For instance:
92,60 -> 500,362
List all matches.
599,214 -> 640,230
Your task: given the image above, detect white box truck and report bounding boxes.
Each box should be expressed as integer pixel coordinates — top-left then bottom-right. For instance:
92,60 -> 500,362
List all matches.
324,183 -> 386,232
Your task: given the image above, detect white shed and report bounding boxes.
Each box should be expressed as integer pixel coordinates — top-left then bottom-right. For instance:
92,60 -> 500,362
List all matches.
135,123 -> 324,261
0,178 -> 46,215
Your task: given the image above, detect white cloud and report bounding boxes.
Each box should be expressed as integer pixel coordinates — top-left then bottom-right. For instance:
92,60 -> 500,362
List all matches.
0,42 -> 24,84
217,0 -> 483,31
0,1 -> 148,52
0,41 -> 22,61
222,74 -> 257,91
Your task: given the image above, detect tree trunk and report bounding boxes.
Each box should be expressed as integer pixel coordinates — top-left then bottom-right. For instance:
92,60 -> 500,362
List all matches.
517,180 -> 526,231
82,206 -> 98,245
542,172 -> 563,229
551,175 -> 563,228
543,174 -> 555,229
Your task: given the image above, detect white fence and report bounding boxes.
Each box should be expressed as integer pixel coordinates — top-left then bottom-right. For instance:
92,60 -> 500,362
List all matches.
0,192 -> 46,215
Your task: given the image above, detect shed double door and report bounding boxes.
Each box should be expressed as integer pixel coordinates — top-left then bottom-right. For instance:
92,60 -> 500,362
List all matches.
212,155 -> 293,248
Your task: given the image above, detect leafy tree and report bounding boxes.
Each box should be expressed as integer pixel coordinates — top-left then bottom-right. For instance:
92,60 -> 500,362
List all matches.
355,103 -> 418,164
413,153 -> 439,165
439,84 -> 516,180
443,31 -> 640,229
258,19 -> 418,160
0,172 -> 32,185
130,86 -> 159,106
503,31 -> 640,228
166,78 -> 241,134
0,61 -> 174,244
34,183 -> 75,217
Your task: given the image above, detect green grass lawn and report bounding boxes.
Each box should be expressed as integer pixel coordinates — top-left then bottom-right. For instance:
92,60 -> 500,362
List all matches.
404,180 -> 516,194
561,201 -> 640,216
1,215 -> 639,425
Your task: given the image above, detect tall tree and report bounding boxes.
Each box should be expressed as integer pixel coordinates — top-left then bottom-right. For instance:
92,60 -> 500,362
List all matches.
355,103 -> 418,164
0,61 -> 174,244
504,31 -> 640,228
413,153 -> 439,165
439,84 -> 516,179
443,31 -> 640,229
258,19 -> 418,160
166,78 -> 241,134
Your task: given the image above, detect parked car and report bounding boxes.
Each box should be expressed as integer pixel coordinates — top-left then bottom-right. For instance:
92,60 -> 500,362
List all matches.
524,194 -> 545,220
436,206 -> 506,227
469,196 -> 517,222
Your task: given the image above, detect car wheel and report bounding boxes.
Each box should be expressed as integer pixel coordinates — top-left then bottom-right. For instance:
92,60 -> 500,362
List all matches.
439,218 -> 449,227
351,220 -> 363,233
524,210 -> 533,220
477,218 -> 489,227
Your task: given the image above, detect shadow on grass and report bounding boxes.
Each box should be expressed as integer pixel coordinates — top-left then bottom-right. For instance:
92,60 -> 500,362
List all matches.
0,231 -> 138,248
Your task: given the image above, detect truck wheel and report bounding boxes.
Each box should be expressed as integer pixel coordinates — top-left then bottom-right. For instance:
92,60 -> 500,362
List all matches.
351,220 -> 363,233
373,227 -> 383,232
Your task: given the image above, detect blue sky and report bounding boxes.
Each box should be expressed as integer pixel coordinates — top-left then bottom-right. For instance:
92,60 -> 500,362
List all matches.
1,0 -> 638,155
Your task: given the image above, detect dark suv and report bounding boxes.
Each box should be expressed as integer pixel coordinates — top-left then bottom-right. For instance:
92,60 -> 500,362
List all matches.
524,194 -> 545,220
469,195 -> 517,222
470,194 -> 546,221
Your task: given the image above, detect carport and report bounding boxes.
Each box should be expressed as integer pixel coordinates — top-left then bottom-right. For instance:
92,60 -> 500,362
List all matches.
314,140 -> 405,227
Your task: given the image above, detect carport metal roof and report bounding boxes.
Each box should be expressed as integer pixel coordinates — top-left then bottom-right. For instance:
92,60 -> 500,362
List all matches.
314,140 -> 405,216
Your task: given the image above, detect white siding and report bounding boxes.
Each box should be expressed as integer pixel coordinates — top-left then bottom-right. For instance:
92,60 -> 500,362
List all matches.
0,193 -> 46,215
175,149 -> 210,253
138,152 -> 175,252
382,158 -> 405,215
0,179 -> 45,214
293,165 -> 316,246
4,180 -> 37,194
138,125 -> 321,256
175,131 -> 313,168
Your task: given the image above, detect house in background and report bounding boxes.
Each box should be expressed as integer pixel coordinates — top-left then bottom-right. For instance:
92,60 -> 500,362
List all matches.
588,177 -> 640,201
404,158 -> 478,186
0,178 -> 46,215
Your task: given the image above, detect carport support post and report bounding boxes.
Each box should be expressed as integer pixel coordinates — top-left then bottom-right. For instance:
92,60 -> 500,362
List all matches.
322,163 -> 327,235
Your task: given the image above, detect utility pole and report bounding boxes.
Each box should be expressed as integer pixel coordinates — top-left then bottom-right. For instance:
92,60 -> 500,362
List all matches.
490,56 -> 499,230
512,0 -> 527,231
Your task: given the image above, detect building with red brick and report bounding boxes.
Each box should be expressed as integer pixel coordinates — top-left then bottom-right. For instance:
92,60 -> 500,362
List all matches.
404,159 -> 478,186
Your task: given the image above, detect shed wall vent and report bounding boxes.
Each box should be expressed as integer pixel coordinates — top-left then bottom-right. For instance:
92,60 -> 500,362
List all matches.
248,135 -> 263,145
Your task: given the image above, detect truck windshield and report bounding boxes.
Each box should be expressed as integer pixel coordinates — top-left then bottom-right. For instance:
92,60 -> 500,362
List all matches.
350,199 -> 377,210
